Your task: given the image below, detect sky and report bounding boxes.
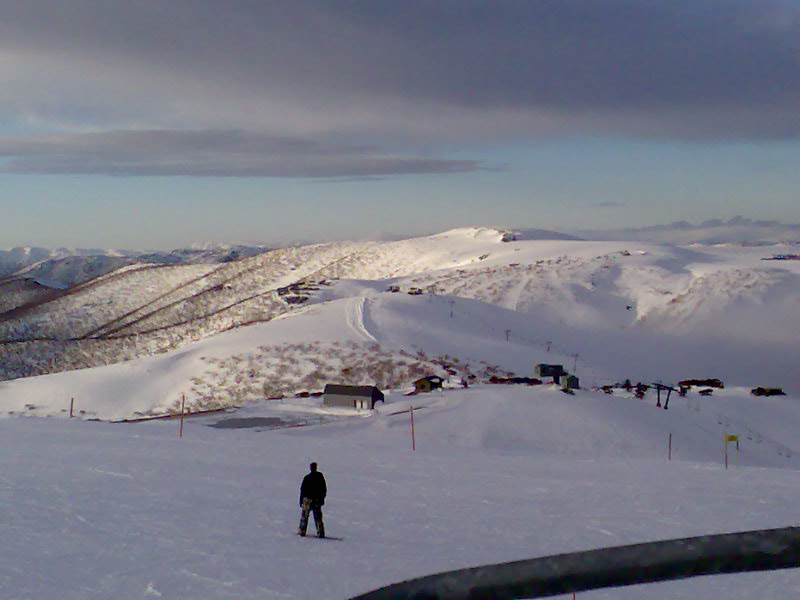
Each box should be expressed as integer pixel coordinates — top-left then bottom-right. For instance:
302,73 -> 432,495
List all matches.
1,0 -> 799,249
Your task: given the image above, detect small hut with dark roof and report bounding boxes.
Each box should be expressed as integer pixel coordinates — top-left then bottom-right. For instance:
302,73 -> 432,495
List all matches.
414,375 -> 444,394
323,384 -> 385,410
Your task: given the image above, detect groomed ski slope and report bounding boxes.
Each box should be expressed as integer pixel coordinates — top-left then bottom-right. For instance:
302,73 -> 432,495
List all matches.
2,384 -> 799,600
0,282 -> 796,420
0,292 -> 582,420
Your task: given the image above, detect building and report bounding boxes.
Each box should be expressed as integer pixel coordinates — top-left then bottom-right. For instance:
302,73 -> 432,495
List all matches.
535,364 -> 565,384
322,384 -> 385,410
414,375 -> 444,393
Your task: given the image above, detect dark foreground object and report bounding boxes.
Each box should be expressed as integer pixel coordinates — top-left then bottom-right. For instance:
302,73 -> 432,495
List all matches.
297,533 -> 343,541
349,526 -> 800,600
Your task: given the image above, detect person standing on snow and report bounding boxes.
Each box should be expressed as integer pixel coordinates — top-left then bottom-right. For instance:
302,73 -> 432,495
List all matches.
298,462 -> 327,538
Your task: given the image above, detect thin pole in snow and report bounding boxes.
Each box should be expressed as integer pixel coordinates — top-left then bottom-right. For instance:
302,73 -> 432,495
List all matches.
668,433 -> 672,461
724,434 -> 739,468
69,398 -> 74,418
410,405 -> 416,451
179,394 -> 186,438
725,442 -> 728,469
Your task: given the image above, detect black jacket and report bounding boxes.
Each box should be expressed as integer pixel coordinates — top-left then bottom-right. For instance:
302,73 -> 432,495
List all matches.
300,471 -> 327,505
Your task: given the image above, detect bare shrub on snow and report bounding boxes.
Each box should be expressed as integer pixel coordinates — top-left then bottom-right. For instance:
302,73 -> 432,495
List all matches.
186,342 -> 488,409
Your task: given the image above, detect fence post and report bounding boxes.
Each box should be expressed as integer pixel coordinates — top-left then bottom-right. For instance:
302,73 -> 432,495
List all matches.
724,434 -> 739,469
410,405 -> 416,451
725,438 -> 728,469
179,394 -> 186,438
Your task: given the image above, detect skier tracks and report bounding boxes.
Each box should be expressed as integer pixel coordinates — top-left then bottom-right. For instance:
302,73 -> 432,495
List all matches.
346,297 -> 378,343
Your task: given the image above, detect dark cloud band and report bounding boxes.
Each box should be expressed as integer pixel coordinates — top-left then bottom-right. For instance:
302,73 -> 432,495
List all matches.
0,130 -> 492,178
0,0 -> 797,155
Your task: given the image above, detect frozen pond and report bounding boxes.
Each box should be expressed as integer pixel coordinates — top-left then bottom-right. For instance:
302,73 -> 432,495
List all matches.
208,414 -> 332,429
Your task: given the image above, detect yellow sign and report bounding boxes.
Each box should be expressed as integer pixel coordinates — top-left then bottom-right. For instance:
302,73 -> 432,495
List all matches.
725,434 -> 739,443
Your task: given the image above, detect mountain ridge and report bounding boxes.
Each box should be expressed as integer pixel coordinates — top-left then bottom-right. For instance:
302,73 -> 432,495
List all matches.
0,225 -> 797,419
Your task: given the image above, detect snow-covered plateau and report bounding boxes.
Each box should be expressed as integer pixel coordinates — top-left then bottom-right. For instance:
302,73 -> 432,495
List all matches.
1,226 -> 799,599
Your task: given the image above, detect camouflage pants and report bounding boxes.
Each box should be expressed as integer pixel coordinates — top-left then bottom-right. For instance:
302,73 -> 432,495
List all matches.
299,498 -> 325,537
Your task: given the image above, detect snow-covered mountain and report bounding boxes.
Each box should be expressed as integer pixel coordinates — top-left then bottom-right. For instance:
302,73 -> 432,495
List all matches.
0,225 -> 797,419
0,246 -> 119,279
2,225 -> 800,600
0,244 -> 271,286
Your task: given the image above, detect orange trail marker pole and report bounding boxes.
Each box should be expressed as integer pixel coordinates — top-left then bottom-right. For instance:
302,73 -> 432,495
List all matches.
724,434 -> 739,469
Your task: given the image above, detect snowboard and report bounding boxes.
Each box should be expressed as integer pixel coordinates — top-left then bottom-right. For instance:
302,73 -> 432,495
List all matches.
297,533 -> 343,541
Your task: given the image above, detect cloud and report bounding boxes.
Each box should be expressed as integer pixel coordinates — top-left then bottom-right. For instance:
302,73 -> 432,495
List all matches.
591,202 -> 626,209
0,130 -> 492,177
0,0 -> 798,177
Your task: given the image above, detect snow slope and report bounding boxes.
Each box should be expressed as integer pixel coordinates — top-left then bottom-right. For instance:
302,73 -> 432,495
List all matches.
0,293 -> 576,420
2,384 -> 799,600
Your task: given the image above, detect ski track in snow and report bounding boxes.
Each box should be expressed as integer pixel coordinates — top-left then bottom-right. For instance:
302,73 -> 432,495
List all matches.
346,296 -> 378,343
507,268 -> 531,312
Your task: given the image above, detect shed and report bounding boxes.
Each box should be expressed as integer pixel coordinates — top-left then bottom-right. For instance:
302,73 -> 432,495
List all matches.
323,384 -> 385,410
535,363 -> 565,383
414,375 -> 444,394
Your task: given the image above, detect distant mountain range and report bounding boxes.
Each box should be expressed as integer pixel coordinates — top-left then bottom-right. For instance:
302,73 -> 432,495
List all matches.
4,218 -> 796,288
573,216 -> 800,245
0,244 -> 271,287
